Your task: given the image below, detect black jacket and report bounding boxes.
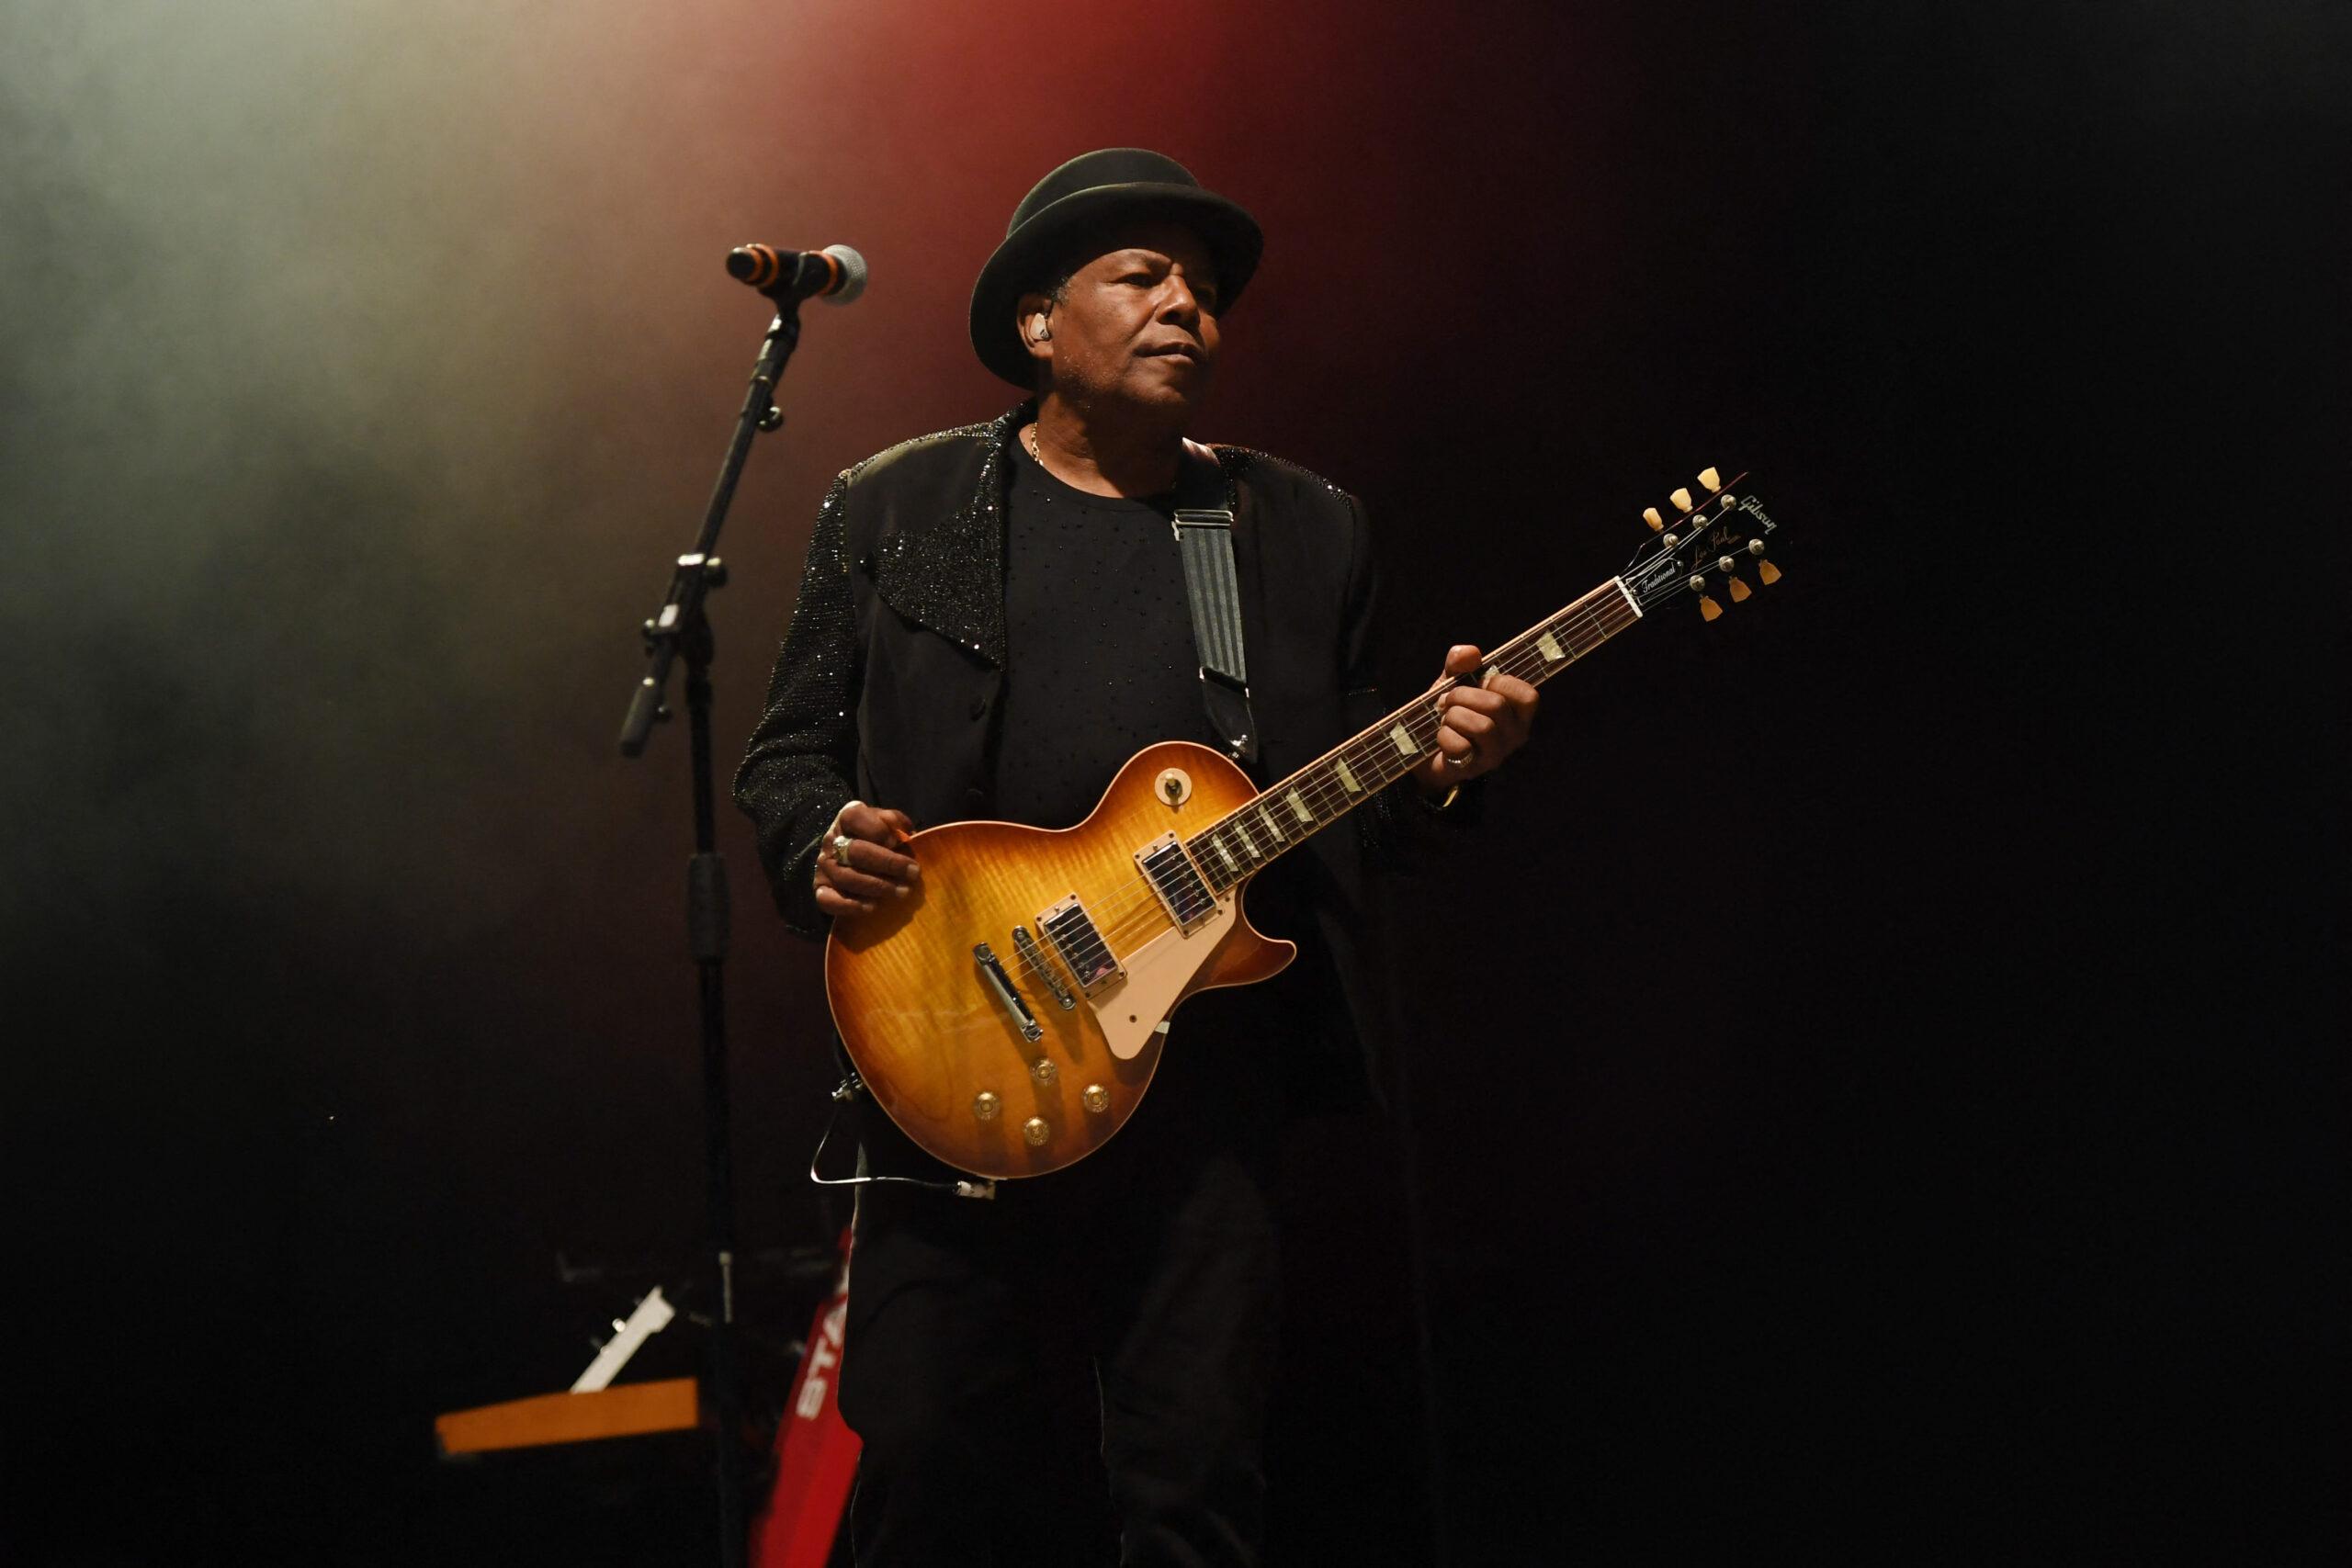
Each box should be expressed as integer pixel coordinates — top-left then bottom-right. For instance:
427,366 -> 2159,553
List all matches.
732,402 -> 1469,1094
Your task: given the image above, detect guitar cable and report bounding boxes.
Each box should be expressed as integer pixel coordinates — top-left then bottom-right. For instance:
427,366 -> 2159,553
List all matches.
808,1071 -> 1001,1200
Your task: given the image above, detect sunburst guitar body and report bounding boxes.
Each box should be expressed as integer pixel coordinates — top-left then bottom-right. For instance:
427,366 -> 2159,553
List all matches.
825,741 -> 1292,1180
823,465 -> 1784,1180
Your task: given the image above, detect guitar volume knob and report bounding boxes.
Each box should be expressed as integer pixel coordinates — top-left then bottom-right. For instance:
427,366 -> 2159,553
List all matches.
972,1091 -> 1001,1122
1022,1116 -> 1050,1146
1081,1084 -> 1110,1113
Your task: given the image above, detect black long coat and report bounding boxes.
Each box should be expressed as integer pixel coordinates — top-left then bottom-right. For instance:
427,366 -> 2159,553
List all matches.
732,402 -> 1468,1096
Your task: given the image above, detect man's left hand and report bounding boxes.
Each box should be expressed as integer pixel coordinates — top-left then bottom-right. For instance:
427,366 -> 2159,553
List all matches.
1408,644 -> 1539,793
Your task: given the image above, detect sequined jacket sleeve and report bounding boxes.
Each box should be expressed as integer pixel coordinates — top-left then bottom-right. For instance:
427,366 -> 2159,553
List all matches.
1339,491 -> 1484,871
733,472 -> 859,939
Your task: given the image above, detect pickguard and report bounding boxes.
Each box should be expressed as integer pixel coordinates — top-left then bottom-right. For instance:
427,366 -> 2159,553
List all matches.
1090,896 -> 1232,1059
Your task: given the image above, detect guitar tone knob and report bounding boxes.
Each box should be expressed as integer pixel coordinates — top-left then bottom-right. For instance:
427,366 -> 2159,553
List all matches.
1031,1057 -> 1057,1085
1022,1116 -> 1050,1146
972,1091 -> 1001,1122
1081,1084 -> 1110,1113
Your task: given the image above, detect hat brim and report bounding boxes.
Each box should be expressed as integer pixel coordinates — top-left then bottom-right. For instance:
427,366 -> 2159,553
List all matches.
969,182 -> 1263,389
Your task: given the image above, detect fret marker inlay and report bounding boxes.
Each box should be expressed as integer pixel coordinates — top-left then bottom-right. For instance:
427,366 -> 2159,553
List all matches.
1388,722 -> 1418,759
1537,630 -> 1566,663
1335,760 -> 1362,794
1285,789 -> 1314,825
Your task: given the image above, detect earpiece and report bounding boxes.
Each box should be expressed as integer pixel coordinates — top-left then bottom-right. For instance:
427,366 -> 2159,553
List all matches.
1033,313 -> 1052,343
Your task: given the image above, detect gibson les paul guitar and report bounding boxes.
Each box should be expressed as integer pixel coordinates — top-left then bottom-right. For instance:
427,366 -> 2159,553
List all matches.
826,467 -> 1782,1179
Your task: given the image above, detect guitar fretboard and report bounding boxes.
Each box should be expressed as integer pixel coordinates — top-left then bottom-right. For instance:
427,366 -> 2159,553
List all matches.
1185,578 -> 1643,892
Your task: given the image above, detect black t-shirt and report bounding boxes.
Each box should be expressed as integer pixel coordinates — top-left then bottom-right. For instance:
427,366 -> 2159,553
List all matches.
994,439 -> 1319,1045
994,442 -> 1212,829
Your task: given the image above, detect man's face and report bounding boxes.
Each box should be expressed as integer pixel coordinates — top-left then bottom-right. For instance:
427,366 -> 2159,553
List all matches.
1025,219 -> 1223,415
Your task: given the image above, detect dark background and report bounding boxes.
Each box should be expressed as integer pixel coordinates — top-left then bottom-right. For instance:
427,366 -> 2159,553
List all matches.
5,0 -> 2337,1562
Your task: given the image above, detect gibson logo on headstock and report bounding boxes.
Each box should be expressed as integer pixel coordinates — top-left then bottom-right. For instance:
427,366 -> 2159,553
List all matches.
1737,493 -> 1776,531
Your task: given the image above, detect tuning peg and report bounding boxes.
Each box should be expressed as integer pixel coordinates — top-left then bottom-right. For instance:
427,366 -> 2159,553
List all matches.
1644,506 -> 1664,532
1670,488 -> 1694,513
1698,467 -> 1721,491
1698,593 -> 1724,622
1727,575 -> 1752,603
1757,558 -> 1782,585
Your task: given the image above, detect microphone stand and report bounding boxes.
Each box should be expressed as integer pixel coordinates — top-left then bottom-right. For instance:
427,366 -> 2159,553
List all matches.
619,297 -> 804,1568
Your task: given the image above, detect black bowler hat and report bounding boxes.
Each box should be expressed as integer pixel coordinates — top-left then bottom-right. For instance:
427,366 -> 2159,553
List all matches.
968,148 -> 1263,389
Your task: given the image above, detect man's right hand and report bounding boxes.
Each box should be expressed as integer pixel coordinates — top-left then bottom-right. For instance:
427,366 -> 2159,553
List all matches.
812,801 -> 921,916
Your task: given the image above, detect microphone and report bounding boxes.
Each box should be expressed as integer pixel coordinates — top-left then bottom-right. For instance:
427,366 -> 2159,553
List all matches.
725,243 -> 867,304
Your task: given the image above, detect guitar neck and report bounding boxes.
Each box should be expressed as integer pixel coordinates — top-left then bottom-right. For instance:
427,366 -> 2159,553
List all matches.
1185,576 -> 1645,891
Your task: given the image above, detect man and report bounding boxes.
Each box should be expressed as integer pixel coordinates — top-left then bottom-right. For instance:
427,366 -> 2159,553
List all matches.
735,149 -> 1540,1565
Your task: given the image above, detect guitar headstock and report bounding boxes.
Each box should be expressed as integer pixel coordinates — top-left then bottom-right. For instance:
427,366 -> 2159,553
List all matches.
1621,467 -> 1783,622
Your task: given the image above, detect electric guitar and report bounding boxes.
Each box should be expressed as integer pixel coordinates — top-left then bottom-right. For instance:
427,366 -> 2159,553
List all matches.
826,468 -> 1782,1179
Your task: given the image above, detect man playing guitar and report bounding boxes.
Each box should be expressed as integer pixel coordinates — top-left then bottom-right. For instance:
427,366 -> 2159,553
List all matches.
735,148 -> 1538,1565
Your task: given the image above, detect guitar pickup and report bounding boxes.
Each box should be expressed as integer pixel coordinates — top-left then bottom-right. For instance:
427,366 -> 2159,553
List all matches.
972,942 -> 1043,1043
1036,895 -> 1123,998
1134,832 -> 1216,934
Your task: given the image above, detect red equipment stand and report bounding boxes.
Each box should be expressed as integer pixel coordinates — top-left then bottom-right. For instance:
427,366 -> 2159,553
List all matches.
751,1230 -> 861,1568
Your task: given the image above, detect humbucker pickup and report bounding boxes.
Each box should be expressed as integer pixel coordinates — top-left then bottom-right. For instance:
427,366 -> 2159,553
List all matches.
1134,832 -> 1216,933
1037,895 -> 1123,998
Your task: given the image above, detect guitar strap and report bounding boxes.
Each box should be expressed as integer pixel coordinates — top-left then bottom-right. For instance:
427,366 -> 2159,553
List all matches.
1172,443 -> 1259,767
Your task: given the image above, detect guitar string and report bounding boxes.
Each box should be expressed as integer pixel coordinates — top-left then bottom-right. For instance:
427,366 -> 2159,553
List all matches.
1003,590 -> 1640,987
986,590 -> 1644,995
995,582 -> 1661,999
994,588 -> 1643,987
1158,476 -> 1749,897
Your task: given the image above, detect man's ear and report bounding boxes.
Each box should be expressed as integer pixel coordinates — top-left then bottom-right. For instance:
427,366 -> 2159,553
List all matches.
1013,290 -> 1054,370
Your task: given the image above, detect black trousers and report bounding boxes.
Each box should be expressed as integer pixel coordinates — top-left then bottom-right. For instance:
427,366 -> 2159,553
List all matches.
836,996 -> 1288,1567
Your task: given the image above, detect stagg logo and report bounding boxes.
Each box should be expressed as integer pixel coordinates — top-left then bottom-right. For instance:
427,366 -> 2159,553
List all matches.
796,1298 -> 848,1419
